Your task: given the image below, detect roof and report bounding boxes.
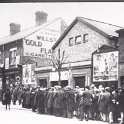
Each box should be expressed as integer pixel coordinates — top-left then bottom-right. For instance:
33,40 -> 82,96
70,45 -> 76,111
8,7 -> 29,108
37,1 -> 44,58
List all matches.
22,56 -> 51,67
93,45 -> 118,54
52,17 -> 123,50
0,17 -> 65,46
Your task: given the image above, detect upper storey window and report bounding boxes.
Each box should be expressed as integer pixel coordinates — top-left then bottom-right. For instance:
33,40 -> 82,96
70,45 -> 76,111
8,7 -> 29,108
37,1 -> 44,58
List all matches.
9,47 -> 17,66
69,37 -> 74,46
83,33 -> 88,43
75,35 -> 82,45
69,33 -> 89,47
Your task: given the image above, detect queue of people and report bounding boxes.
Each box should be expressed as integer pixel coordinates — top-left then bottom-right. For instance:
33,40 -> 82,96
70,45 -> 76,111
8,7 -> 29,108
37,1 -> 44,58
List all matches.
1,84 -> 124,124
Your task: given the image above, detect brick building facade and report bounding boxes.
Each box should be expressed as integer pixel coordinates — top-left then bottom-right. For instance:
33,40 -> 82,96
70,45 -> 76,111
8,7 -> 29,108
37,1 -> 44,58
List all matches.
50,17 -> 122,88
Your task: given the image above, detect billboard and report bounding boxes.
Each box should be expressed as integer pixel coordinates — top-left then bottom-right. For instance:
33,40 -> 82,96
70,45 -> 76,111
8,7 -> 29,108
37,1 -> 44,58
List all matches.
22,64 -> 36,84
93,51 -> 119,82
23,28 -> 60,58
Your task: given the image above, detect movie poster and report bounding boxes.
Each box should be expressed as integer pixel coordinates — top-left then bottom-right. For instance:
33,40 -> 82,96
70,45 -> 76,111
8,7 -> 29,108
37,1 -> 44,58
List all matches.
22,64 -> 36,84
93,51 -> 119,82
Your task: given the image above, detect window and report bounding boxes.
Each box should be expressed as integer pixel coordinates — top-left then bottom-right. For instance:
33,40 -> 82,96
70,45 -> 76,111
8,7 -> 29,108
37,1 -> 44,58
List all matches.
9,48 -> 17,66
41,48 -> 46,53
83,33 -> 88,43
75,35 -> 82,45
69,37 -> 74,46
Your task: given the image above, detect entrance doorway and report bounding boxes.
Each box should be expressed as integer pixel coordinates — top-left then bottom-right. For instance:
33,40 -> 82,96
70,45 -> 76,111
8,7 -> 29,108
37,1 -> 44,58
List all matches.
50,81 -> 58,87
50,80 -> 68,88
61,80 -> 68,88
39,79 -> 47,88
74,76 -> 85,88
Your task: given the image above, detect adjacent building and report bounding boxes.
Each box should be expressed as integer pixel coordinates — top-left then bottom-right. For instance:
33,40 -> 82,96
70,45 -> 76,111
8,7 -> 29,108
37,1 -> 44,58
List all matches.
0,11 -> 67,89
116,29 -> 124,88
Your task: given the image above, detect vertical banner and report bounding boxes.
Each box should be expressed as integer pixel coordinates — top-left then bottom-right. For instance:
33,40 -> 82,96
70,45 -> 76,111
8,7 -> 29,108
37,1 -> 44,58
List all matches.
16,56 -> 20,66
9,47 -> 17,66
22,64 -> 36,85
5,58 -> 9,69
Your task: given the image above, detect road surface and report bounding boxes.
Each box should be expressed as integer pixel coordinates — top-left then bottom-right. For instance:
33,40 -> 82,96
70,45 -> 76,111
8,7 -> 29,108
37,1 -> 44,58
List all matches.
0,102 -> 108,124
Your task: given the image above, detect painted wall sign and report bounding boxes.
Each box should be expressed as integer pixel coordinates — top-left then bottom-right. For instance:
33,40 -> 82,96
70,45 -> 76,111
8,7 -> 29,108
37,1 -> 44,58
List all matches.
23,28 -> 60,58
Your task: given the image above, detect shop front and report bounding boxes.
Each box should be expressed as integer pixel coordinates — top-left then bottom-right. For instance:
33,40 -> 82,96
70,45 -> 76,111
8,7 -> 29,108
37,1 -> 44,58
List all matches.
35,66 -> 50,87
71,66 -> 91,88
4,67 -> 22,87
49,71 -> 69,87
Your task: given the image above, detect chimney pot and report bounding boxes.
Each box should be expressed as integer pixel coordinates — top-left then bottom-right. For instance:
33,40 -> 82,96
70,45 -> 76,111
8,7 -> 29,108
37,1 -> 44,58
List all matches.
35,11 -> 48,26
10,23 -> 21,35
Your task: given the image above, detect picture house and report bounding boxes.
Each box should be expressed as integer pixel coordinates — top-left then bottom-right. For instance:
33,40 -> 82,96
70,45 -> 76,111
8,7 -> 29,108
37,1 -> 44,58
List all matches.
50,17 -> 122,88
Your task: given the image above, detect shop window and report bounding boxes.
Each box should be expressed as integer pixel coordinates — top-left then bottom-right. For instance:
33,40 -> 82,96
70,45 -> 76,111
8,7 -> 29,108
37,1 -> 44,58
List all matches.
83,33 -> 88,43
75,35 -> 82,45
9,48 -> 17,66
69,37 -> 74,46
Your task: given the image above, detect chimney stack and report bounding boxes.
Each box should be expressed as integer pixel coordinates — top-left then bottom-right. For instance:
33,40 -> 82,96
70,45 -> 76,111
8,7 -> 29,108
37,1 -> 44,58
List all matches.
35,11 -> 48,26
10,23 -> 21,35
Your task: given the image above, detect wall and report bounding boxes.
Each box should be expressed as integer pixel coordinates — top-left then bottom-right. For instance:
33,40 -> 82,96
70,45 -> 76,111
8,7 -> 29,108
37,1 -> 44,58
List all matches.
54,21 -> 114,64
4,39 -> 23,68
118,34 -> 124,63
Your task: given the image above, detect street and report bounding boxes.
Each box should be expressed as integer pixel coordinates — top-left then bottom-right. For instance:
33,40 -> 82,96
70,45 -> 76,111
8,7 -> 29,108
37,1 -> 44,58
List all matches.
0,102 -> 109,124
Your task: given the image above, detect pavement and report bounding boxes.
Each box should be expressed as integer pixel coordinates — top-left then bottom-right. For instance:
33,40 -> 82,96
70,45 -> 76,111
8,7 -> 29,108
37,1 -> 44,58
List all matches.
0,102 -> 109,124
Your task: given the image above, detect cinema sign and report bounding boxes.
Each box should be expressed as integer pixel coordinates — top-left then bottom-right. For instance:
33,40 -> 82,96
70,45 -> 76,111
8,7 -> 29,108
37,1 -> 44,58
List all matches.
23,28 -> 60,58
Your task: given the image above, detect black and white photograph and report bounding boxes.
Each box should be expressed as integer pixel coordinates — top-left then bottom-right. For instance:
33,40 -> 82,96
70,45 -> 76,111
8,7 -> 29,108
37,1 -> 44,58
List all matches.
0,2 -> 124,124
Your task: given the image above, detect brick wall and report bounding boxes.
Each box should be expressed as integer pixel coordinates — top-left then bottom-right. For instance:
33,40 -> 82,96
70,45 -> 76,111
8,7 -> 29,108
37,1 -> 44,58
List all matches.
54,21 -> 114,63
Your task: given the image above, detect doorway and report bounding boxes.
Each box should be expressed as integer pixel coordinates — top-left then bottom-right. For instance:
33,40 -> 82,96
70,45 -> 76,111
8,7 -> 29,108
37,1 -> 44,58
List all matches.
74,76 -> 85,88
39,79 -> 47,88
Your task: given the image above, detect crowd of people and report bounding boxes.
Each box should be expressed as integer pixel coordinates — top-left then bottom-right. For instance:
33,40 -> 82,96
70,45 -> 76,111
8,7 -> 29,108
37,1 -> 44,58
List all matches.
1,84 -> 124,124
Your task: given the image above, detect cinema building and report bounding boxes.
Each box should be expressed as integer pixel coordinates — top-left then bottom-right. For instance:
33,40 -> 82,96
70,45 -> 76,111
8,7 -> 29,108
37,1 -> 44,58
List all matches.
49,17 -> 123,88
0,11 -> 66,90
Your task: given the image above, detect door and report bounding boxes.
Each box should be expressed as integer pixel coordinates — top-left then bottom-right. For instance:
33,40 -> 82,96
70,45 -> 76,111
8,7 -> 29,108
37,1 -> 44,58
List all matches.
39,79 -> 47,88
74,76 -> 85,88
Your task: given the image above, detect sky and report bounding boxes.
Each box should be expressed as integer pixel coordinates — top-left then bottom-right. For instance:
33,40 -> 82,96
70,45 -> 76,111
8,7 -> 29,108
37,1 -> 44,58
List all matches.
0,2 -> 124,37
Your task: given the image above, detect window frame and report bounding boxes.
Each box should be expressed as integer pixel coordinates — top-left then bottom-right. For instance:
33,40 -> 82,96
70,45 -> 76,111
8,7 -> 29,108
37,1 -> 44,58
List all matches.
83,33 -> 88,43
75,35 -> 82,45
9,47 -> 17,66
69,37 -> 74,46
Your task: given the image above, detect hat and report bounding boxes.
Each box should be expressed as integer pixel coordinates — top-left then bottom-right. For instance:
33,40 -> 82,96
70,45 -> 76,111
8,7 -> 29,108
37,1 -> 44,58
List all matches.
90,84 -> 95,88
105,87 -> 110,90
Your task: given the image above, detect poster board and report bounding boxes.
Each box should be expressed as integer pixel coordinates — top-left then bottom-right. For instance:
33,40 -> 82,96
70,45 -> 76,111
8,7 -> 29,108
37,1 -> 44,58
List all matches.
22,64 -> 36,84
93,51 -> 119,82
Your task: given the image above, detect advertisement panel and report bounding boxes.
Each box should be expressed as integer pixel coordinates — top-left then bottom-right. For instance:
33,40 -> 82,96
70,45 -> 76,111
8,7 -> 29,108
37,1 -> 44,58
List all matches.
93,51 -> 119,82
5,58 -> 9,69
22,64 -> 36,84
50,71 -> 69,81
23,28 -> 60,58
